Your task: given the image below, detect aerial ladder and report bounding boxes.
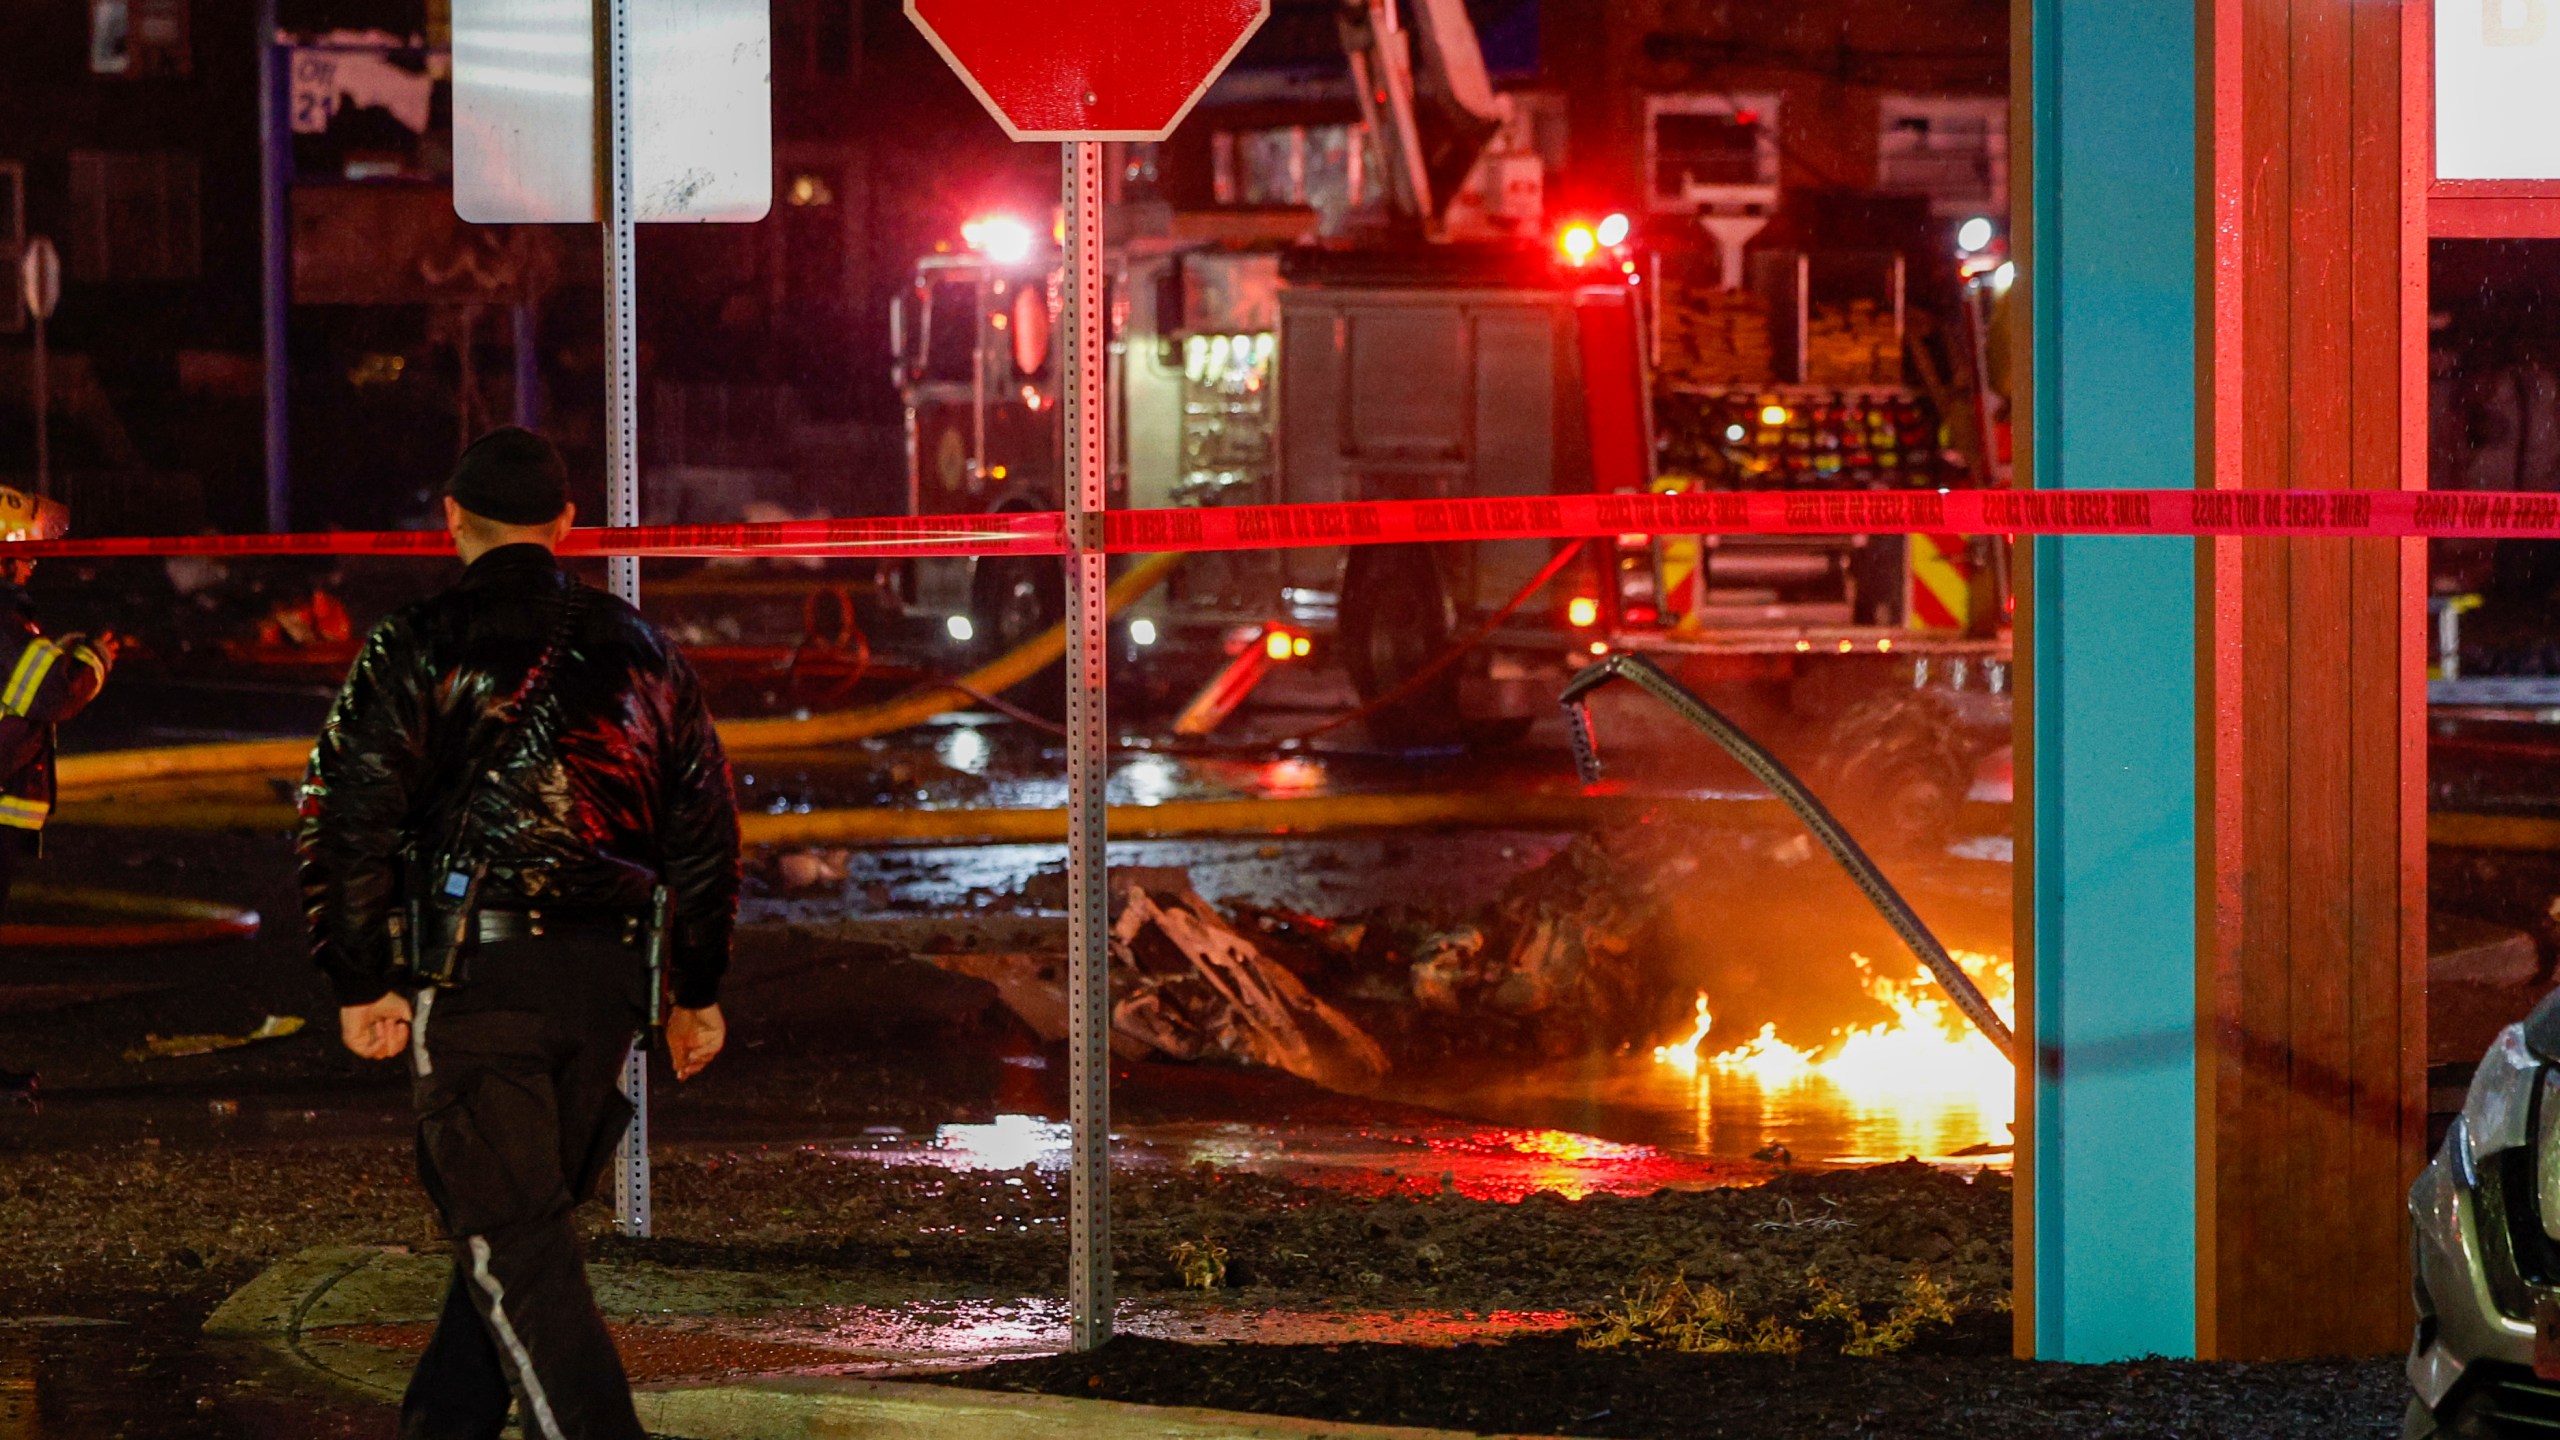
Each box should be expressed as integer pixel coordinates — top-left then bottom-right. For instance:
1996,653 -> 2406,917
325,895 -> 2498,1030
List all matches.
1335,0 -> 1509,233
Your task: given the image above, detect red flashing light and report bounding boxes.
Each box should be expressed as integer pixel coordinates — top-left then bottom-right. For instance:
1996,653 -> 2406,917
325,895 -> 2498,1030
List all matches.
961,214 -> 1036,265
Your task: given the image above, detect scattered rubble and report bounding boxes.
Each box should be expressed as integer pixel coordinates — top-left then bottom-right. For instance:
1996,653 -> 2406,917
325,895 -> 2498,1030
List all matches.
122,1014 -> 305,1063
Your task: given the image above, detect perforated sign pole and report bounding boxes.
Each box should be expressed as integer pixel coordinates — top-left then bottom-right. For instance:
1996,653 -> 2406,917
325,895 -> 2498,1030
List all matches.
601,0 -> 652,1241
1062,137 -> 1112,1353
902,0 -> 1272,1356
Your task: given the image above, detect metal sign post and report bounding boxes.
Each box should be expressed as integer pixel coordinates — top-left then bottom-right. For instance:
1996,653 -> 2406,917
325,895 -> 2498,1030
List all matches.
598,0 -> 651,1241
18,239 -> 59,500
1061,138 -> 1111,1351
448,0 -> 771,1243
905,0 -> 1270,1357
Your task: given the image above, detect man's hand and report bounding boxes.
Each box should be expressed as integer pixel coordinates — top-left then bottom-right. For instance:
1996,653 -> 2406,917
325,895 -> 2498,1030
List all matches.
339,993 -> 414,1061
665,1004 -> 725,1081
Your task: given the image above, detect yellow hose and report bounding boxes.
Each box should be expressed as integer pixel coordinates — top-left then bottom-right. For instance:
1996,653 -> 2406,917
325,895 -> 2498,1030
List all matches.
718,552 -> 1179,753
2430,812 -> 2560,852
56,553 -> 1182,798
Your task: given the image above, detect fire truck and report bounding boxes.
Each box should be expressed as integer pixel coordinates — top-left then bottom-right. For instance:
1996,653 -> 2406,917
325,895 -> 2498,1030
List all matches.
891,228 -> 1646,735
886,0 -> 2013,845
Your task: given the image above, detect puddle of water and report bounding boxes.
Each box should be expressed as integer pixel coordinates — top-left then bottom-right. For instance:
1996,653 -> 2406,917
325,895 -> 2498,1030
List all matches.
1414,1058 -> 2013,1169
737,1300 -> 1578,1368
324,1300 -> 1579,1378
750,831 -> 1582,921
737,718 -> 1764,816
834,1115 -> 1764,1201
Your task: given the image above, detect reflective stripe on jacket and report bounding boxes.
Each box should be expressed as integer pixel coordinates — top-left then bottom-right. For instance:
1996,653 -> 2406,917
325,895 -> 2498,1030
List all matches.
0,586 -> 108,832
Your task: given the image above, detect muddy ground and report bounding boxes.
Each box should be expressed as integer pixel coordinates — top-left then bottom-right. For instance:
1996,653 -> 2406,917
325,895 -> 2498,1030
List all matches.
0,818 -> 2409,1438
955,1336 -> 2403,1440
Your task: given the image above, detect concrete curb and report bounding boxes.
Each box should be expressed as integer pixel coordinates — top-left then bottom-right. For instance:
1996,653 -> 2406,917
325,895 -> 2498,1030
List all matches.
210,1247 -> 1575,1440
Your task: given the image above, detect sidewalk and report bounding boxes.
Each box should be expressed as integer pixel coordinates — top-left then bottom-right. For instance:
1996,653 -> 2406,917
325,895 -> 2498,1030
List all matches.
207,1246 -> 1581,1440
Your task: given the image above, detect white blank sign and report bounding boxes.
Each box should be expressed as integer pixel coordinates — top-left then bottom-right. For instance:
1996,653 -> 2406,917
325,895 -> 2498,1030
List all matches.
452,0 -> 771,224
2440,0 -> 2560,180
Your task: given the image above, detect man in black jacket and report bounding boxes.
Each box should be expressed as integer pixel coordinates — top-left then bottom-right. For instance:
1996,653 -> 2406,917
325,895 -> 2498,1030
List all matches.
297,427 -> 739,1440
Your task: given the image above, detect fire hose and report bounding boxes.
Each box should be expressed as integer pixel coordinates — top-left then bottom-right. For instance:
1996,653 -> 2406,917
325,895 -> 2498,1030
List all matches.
1560,651 -> 2016,1061
1,884 -> 261,951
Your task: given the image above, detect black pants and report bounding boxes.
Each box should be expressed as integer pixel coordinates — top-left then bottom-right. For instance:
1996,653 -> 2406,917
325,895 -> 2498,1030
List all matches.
401,935 -> 649,1440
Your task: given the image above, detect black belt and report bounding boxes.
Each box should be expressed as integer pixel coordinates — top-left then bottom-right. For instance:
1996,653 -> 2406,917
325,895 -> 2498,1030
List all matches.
473,909 -> 646,945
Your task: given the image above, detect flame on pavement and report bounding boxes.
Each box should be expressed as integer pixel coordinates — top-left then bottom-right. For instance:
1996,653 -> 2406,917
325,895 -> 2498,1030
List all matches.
1652,950 -> 2016,1157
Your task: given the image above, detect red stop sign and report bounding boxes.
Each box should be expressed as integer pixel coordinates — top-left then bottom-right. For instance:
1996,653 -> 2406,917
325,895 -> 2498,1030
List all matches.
907,0 -> 1270,141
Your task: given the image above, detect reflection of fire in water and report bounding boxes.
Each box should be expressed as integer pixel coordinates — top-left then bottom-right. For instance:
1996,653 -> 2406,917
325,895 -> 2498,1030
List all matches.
1653,951 -> 2016,1156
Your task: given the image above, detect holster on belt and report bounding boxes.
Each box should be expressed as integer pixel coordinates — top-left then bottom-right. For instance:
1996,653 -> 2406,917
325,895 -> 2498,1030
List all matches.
638,884 -> 673,1052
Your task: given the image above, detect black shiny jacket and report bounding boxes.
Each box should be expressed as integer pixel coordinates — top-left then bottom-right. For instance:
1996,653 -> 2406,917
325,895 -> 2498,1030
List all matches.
297,545 -> 739,1008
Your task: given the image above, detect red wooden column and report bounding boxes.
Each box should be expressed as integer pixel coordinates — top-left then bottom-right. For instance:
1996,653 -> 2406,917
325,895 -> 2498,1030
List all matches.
2191,0 -> 2430,1359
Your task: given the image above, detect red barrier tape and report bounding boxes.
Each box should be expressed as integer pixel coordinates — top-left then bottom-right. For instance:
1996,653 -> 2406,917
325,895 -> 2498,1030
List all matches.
1102,489 -> 2560,550
5,490 -> 2559,561
0,512 -> 1064,561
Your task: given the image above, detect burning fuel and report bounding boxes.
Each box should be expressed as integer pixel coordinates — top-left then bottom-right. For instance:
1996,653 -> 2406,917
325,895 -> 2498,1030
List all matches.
1653,951 -> 2017,1154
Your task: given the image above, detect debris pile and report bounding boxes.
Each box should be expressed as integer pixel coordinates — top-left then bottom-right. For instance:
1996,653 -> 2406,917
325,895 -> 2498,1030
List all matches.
1110,882 -> 1389,1092
934,878 -> 1390,1093
1242,830 -> 1700,1066
926,823 -> 1988,1088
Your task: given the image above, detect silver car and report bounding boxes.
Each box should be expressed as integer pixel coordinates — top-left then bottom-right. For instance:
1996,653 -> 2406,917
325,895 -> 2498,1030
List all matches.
2407,1007 -> 2560,1436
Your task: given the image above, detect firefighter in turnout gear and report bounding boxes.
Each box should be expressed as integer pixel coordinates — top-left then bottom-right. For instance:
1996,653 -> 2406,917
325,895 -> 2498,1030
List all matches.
297,429 -> 739,1440
0,487 -> 117,927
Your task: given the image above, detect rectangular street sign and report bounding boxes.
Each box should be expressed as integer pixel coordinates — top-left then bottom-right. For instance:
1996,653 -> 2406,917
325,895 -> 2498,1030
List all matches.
451,0 -> 772,223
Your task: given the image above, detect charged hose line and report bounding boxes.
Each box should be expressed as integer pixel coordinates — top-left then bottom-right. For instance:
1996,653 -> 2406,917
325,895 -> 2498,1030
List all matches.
1560,651 -> 2016,1061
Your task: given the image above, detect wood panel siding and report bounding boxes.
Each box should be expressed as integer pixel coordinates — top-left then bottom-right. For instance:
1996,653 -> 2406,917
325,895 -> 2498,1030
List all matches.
2196,0 -> 2428,1360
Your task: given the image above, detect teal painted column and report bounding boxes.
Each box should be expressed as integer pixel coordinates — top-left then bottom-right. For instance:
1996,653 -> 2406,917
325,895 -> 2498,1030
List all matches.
2026,0 -> 2200,1361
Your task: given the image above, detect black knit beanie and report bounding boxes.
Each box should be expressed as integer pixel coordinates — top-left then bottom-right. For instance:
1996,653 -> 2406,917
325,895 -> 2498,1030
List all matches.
446,426 -> 569,525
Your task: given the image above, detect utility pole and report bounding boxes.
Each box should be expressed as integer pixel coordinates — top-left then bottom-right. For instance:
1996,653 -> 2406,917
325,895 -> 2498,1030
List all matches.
257,0 -> 290,529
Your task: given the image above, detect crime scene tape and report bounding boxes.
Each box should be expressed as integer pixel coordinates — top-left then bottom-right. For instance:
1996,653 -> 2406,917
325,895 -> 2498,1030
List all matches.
0,512 -> 1064,561
1100,488 -> 2560,550
6,490 -> 2560,561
